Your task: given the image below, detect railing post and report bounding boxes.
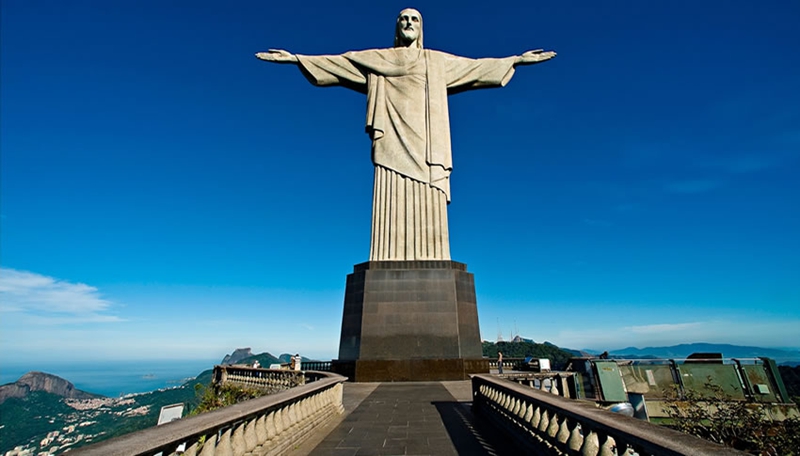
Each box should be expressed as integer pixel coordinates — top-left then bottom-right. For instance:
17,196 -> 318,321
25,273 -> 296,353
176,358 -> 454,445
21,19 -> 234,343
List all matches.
216,427 -> 233,456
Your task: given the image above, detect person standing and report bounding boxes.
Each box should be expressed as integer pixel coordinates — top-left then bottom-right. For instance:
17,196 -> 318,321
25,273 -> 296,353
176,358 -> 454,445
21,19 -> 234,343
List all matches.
497,351 -> 504,374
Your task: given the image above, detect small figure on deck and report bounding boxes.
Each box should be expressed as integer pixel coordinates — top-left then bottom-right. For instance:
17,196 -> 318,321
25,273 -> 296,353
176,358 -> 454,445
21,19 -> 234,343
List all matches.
497,351 -> 504,374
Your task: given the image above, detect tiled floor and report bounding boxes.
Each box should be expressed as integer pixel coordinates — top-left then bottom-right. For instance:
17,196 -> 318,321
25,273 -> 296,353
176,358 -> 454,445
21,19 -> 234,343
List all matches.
308,382 -> 516,456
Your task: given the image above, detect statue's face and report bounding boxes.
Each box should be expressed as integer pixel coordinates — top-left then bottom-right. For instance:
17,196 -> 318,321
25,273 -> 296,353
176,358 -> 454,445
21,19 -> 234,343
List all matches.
396,9 -> 421,45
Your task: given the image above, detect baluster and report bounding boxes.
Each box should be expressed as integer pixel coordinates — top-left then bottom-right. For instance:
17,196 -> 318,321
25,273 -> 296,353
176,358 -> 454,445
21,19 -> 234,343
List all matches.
302,397 -> 311,421
512,397 -> 521,416
274,409 -> 284,435
215,427 -> 233,456
537,409 -> 550,435
181,440 -> 198,456
517,400 -> 528,421
334,383 -> 345,413
265,411 -> 276,441
230,421 -> 246,454
316,392 -> 325,416
198,433 -> 217,456
316,390 -> 325,412
579,427 -> 599,456
598,434 -> 616,456
297,398 -> 307,424
286,403 -> 296,429
295,400 -> 304,424
568,421 -> 583,452
523,403 -> 533,423
304,396 -> 314,420
531,406 -> 541,428
557,415 -> 571,444
282,404 -> 292,431
255,414 -> 267,446
243,417 -> 258,451
550,377 -> 560,396
547,412 -> 560,439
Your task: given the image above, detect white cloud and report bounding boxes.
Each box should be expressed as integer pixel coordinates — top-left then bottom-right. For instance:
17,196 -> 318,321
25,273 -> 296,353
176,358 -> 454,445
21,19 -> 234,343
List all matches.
0,268 -> 123,324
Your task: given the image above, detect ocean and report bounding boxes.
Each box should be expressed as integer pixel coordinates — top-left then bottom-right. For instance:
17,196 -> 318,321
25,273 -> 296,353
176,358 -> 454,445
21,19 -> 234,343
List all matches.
0,359 -> 219,397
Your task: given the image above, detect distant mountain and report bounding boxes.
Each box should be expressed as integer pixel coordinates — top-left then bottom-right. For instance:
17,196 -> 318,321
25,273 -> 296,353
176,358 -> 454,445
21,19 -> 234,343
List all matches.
277,353 -> 313,364
0,369 -> 214,454
242,352 -> 282,367
0,372 -> 101,405
220,347 -> 254,365
482,341 -> 574,369
606,343 -> 800,362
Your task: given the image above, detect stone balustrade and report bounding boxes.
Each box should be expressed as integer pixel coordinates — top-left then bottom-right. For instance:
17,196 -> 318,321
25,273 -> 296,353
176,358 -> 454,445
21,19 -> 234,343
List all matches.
301,361 -> 332,372
471,374 -> 747,456
505,372 -> 579,399
71,371 -> 346,456
213,365 -> 308,393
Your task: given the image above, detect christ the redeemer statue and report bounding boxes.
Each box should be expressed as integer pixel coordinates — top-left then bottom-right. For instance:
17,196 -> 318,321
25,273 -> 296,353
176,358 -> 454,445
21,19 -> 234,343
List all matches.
257,8 -> 555,261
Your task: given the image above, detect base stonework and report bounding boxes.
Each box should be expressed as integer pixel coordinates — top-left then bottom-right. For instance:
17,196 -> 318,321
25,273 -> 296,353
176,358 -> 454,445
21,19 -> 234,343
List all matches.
332,260 -> 488,382
331,358 -> 489,382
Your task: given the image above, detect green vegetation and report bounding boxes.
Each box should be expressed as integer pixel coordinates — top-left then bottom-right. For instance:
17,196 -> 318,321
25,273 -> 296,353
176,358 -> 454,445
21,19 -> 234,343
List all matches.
189,383 -> 268,416
778,365 -> 800,404
0,370 -> 215,454
0,391 -> 73,450
482,341 -> 573,370
664,379 -> 800,455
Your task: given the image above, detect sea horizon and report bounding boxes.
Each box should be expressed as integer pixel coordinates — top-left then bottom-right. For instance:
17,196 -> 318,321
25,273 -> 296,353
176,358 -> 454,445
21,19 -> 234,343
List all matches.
0,358 -> 220,397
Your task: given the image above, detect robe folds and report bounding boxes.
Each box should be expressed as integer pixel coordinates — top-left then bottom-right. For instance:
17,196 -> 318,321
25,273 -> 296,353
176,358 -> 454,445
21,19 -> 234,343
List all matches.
296,48 -> 517,260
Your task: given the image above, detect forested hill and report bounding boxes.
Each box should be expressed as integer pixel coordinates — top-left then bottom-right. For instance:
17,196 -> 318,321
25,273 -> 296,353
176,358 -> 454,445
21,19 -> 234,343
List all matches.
482,341 -> 573,370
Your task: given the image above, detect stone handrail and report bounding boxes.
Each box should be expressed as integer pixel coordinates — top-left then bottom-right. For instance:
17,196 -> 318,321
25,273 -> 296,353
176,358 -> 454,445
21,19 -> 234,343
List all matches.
472,374 -> 747,456
71,371 -> 346,456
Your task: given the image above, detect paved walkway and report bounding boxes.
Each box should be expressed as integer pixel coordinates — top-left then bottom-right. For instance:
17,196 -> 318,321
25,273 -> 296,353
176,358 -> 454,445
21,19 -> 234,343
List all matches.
299,381 -> 517,456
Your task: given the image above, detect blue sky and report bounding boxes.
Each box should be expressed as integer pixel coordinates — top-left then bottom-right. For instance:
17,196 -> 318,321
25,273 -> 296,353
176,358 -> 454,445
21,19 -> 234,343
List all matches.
2,0 -> 799,365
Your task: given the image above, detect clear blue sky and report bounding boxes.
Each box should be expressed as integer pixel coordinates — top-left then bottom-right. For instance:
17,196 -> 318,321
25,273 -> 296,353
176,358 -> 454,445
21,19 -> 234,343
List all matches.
2,0 -> 798,364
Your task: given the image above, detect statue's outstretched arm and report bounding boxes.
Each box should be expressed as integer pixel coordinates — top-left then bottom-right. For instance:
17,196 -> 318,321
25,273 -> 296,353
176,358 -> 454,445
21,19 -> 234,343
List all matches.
515,49 -> 556,66
255,49 -> 299,64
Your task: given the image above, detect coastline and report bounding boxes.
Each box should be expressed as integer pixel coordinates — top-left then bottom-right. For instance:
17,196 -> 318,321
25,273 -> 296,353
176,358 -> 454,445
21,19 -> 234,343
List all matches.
0,359 -> 218,397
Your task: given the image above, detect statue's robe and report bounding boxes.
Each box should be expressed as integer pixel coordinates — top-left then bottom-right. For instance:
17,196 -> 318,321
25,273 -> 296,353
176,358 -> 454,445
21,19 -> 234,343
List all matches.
296,48 -> 517,260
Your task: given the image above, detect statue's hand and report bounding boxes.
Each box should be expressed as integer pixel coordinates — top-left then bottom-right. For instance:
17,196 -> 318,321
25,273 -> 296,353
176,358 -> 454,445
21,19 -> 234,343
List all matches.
517,49 -> 557,65
255,49 -> 298,64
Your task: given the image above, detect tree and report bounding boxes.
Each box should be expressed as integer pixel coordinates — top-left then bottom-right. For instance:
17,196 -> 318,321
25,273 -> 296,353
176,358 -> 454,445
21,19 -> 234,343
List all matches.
664,378 -> 800,455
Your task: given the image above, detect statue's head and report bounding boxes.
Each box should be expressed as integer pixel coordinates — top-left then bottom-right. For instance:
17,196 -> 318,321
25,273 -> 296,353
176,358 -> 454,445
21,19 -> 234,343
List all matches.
394,8 -> 423,48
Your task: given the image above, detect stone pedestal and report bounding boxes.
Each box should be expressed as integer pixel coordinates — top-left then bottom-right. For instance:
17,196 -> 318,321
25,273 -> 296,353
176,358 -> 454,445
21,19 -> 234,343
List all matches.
331,260 -> 488,382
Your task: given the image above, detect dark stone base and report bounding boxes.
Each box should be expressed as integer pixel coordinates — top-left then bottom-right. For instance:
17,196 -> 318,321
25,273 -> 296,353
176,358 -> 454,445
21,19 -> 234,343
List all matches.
332,358 -> 489,382
335,260 -> 487,382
